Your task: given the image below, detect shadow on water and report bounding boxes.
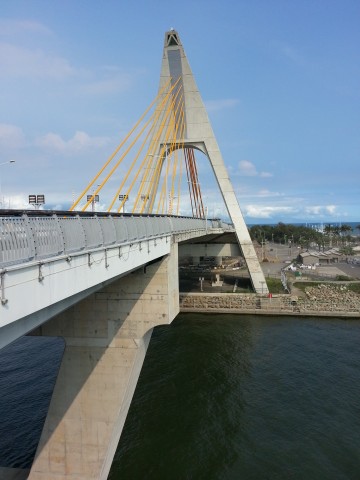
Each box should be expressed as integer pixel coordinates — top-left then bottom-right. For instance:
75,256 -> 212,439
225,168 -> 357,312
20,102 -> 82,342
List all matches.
1,315 -> 360,479
0,336 -> 64,469
109,314 -> 257,479
109,314 -> 360,480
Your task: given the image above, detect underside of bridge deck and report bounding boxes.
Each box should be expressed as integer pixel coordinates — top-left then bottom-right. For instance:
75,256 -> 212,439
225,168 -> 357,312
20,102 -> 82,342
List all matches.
28,244 -> 179,480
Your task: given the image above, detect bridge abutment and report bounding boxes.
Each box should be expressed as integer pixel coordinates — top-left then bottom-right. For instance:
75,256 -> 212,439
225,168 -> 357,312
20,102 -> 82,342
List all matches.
28,244 -> 179,480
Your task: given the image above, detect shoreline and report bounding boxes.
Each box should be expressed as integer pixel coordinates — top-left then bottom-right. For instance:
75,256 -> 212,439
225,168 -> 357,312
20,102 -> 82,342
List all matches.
179,307 -> 360,319
179,292 -> 360,319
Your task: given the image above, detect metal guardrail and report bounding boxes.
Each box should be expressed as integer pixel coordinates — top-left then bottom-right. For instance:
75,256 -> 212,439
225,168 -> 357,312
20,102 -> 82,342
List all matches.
0,212 -> 230,268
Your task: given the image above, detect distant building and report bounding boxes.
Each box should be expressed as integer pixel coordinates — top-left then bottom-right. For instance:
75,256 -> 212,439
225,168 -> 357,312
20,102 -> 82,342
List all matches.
298,248 -> 345,266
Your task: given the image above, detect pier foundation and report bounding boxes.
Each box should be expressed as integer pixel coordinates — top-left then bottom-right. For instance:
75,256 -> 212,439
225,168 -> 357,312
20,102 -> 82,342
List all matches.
28,244 -> 179,480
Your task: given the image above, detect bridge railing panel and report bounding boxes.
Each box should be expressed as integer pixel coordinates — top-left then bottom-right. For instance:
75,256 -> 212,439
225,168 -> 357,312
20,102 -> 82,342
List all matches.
210,219 -> 221,229
141,216 -> 154,238
159,216 -> 172,235
112,217 -> 129,244
28,216 -> 64,259
58,216 -> 86,254
98,216 -> 117,246
0,213 -> 230,269
123,217 -> 138,241
185,217 -> 195,231
149,217 -> 161,236
80,217 -> 103,249
133,216 -> 147,239
0,217 -> 35,266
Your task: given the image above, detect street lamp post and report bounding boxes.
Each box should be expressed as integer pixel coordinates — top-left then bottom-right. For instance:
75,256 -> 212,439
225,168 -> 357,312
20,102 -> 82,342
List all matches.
87,194 -> 99,212
29,194 -> 45,210
119,194 -> 129,213
0,160 -> 15,208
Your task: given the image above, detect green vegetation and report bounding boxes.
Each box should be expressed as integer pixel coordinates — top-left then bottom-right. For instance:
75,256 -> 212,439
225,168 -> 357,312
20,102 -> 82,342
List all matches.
335,275 -> 354,281
339,246 -> 355,256
249,222 -> 357,251
266,277 -> 285,294
293,281 -> 360,294
347,283 -> 360,294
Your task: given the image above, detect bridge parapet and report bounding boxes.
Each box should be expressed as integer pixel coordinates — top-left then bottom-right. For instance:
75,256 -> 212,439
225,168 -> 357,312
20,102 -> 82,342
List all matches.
0,211 -> 230,269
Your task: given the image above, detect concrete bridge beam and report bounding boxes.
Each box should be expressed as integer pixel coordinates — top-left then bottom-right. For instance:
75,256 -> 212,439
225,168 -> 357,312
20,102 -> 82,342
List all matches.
28,244 -> 179,480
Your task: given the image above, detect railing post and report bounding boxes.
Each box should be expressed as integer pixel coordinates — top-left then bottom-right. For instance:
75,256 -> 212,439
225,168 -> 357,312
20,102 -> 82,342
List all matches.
1,270 -> 7,305
22,213 -> 37,262
54,213 -> 66,256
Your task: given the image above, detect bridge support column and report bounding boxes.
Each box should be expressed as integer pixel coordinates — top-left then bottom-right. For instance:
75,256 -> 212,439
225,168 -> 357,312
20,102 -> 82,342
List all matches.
29,244 -> 179,480
214,256 -> 223,266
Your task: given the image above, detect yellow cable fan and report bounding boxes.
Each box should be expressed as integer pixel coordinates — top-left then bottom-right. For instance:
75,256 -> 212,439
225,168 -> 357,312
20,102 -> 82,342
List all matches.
69,76 -> 205,217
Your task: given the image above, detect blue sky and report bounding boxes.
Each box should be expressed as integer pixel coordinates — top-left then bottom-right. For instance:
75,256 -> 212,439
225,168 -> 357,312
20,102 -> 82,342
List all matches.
0,0 -> 359,224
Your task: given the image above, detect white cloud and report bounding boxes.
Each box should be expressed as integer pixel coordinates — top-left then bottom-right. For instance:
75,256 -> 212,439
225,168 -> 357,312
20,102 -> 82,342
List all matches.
0,42 -> 74,78
305,206 -> 322,215
35,131 -> 111,153
305,205 -> 337,216
238,160 -> 272,178
205,98 -> 239,112
243,205 -> 295,219
1,194 -> 29,210
325,205 -> 337,214
0,123 -> 25,149
0,19 -> 52,36
239,160 -> 257,176
256,189 -> 281,197
80,74 -> 133,95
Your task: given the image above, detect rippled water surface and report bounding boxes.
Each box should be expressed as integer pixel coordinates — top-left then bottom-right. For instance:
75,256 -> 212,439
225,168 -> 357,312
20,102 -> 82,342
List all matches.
109,315 -> 360,480
0,336 -> 64,468
1,315 -> 360,479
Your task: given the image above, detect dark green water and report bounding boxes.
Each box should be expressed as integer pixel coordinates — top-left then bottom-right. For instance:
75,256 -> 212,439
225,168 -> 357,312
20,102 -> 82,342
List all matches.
1,314 -> 360,479
109,314 -> 360,480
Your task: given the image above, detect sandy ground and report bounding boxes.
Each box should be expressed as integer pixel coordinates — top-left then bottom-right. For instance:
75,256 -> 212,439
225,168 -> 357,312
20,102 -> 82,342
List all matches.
180,241 -> 360,294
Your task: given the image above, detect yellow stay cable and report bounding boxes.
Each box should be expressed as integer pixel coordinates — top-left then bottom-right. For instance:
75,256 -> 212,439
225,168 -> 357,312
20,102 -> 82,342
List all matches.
170,104 -> 186,215
107,116 -> 156,212
159,95 -> 184,215
82,107 -> 156,212
85,81 -> 180,213
133,80 -> 182,213
107,81 -> 179,212
147,90 -> 184,213
176,108 -> 186,215
69,77 -> 172,211
168,99 -> 185,206
123,87 -> 182,214
155,113 -> 176,214
146,88 -> 184,213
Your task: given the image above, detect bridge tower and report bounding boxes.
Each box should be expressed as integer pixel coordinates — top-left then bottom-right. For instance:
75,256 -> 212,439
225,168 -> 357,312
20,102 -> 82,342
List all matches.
151,29 -> 268,294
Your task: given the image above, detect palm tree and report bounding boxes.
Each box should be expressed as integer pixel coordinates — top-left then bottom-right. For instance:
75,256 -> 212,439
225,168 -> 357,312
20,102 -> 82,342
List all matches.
340,224 -> 352,236
324,224 -> 333,247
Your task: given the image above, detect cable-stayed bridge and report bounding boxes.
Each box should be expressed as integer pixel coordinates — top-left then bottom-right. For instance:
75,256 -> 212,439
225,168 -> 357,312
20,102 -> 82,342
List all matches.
0,30 -> 267,480
0,210 -> 234,349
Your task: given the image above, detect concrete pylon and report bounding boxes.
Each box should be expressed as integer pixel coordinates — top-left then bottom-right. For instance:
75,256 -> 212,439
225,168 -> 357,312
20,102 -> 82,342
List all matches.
153,30 -> 268,294
28,245 -> 180,480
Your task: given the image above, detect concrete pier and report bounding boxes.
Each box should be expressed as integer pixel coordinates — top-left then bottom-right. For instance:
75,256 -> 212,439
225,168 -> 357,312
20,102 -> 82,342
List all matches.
28,245 -> 179,480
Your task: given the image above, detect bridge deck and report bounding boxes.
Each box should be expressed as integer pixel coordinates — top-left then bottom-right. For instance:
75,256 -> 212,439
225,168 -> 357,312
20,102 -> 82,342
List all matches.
0,211 -> 232,349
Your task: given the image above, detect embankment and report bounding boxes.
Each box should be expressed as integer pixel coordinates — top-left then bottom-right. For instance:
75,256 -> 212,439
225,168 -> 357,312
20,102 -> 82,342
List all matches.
180,284 -> 360,318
